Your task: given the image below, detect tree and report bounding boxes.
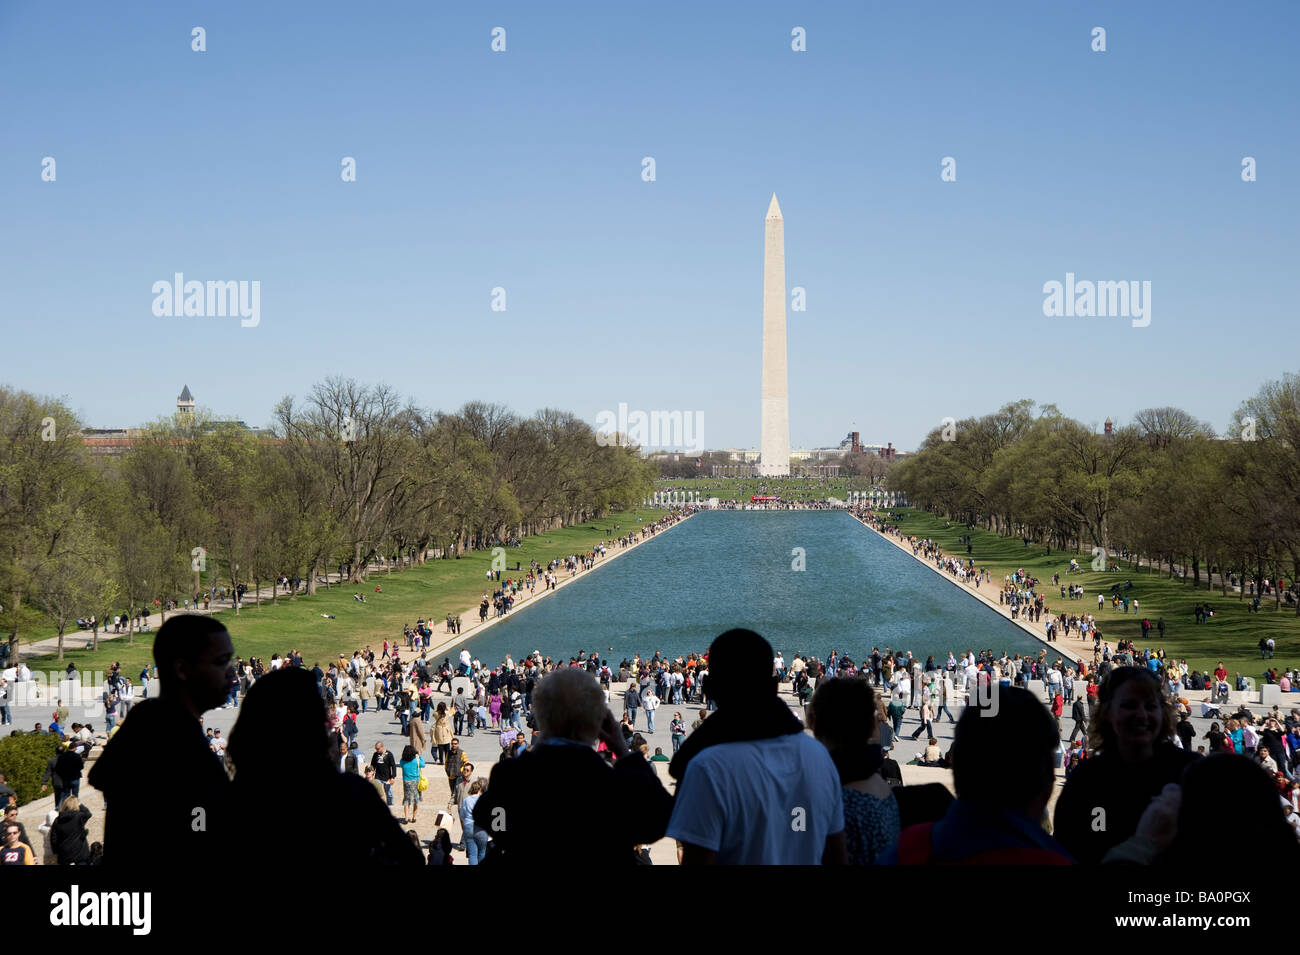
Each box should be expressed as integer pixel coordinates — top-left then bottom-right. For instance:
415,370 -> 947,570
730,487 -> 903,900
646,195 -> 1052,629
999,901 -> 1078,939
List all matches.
0,388 -> 99,659
275,378 -> 408,583
33,512 -> 117,661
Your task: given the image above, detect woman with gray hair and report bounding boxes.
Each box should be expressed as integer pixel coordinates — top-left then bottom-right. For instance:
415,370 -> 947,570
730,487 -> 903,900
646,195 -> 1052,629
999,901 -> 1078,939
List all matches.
471,667 -> 672,866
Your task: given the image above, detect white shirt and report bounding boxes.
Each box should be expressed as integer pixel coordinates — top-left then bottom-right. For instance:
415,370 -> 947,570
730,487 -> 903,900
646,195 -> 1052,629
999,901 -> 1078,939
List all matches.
666,733 -> 844,865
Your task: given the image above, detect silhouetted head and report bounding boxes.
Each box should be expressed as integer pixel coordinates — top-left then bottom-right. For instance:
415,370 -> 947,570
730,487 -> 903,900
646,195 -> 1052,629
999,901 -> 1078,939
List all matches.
705,629 -> 776,707
808,677 -> 876,749
950,686 -> 1057,819
431,828 -> 452,856
153,614 -> 234,716
532,668 -> 605,744
1167,755 -> 1300,865
228,667 -> 332,779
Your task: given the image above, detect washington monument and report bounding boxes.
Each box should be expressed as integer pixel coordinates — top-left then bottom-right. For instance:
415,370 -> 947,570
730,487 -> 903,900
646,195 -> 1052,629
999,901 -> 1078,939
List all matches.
758,193 -> 790,477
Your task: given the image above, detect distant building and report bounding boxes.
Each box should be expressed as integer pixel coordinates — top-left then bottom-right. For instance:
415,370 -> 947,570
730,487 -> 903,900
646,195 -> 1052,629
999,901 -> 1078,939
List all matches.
82,385 -> 270,455
81,428 -> 140,457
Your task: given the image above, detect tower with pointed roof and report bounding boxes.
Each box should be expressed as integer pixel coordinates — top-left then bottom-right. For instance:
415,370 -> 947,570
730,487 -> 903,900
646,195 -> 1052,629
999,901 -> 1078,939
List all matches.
177,384 -> 195,419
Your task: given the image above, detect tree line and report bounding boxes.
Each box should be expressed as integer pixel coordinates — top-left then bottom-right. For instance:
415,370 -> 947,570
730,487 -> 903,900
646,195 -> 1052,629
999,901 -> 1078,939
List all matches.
886,374 -> 1300,612
655,449 -> 892,481
0,377 -> 656,658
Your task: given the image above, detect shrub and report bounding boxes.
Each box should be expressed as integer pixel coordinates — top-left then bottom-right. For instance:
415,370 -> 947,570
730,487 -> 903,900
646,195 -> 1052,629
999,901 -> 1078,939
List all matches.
0,731 -> 63,806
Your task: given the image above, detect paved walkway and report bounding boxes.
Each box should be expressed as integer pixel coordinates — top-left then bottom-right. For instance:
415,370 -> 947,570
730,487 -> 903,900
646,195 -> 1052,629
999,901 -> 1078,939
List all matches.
16,563 -> 388,660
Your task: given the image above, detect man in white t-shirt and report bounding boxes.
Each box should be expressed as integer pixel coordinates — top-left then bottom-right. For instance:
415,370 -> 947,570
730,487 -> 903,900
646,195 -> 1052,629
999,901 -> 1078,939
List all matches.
1046,666 -> 1063,701
666,629 -> 845,865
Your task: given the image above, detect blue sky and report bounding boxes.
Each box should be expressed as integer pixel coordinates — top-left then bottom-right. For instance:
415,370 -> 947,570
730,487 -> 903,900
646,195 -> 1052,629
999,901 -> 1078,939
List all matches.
2,1 -> 1296,450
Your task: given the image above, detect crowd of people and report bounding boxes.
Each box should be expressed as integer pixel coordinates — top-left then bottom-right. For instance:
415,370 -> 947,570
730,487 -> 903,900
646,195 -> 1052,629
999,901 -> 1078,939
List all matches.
8,601 -> 1300,867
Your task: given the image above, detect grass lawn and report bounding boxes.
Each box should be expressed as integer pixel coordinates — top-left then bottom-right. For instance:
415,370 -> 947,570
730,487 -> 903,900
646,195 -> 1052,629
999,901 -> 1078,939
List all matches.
25,509 -> 667,676
878,507 -> 1300,683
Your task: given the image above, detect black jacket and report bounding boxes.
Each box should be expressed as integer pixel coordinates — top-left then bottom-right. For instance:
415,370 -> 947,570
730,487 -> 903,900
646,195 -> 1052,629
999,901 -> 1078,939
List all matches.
232,770 -> 421,867
1054,743 -> 1197,864
55,750 -> 84,785
51,808 -> 92,864
87,697 -> 231,867
473,745 -> 671,866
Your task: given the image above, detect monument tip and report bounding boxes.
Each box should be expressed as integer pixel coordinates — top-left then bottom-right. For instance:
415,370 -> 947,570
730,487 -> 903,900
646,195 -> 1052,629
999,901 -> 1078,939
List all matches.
766,193 -> 782,219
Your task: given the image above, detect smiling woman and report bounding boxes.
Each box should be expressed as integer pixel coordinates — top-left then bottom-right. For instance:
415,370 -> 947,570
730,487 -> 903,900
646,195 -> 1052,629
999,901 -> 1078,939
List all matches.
1051,667 -> 1195,864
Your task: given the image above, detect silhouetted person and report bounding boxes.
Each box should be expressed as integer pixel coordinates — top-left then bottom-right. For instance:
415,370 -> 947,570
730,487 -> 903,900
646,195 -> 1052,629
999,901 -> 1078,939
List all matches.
88,614 -> 235,867
473,667 -> 672,865
1104,754 -> 1300,865
884,686 -> 1072,864
667,628 -> 847,864
1054,667 -> 1195,864
228,667 -> 422,866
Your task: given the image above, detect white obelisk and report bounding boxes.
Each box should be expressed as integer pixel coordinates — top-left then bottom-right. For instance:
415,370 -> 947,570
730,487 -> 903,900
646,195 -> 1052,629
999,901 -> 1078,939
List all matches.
759,193 -> 790,477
